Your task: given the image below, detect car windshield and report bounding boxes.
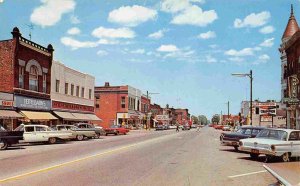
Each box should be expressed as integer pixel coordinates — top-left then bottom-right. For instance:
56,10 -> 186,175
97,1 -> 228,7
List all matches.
0,125 -> 6,131
110,125 -> 120,128
256,129 -> 288,141
14,125 -> 24,131
236,128 -> 246,134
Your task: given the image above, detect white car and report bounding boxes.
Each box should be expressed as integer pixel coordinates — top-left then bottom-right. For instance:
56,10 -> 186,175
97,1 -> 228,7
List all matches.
15,124 -> 72,144
239,128 -> 300,162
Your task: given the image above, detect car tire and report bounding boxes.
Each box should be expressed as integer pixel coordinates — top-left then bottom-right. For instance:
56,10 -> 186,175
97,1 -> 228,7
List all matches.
250,153 -> 259,159
282,152 -> 291,162
234,146 -> 239,151
95,133 -> 101,139
115,131 -> 119,135
48,137 -> 57,144
0,140 -> 8,150
76,135 -> 84,141
264,155 -> 273,163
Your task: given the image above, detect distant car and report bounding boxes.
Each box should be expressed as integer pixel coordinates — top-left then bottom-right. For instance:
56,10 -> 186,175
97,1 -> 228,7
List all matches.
191,124 -> 197,128
239,129 -> 300,162
220,126 -> 265,151
52,125 -> 96,141
0,125 -> 24,150
168,125 -> 177,129
214,125 -> 224,130
104,125 -> 129,135
74,123 -> 102,138
155,125 -> 165,131
222,125 -> 231,131
14,124 -> 72,144
182,124 -> 190,130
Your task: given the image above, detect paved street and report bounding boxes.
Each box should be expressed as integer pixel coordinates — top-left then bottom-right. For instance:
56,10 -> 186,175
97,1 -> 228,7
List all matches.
0,127 -> 276,186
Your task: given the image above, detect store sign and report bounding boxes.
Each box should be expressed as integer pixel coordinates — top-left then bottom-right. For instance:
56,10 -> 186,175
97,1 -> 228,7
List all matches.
283,97 -> 300,105
258,102 -> 277,116
2,101 -> 13,107
260,115 -> 273,122
15,95 -> 51,110
156,115 -> 169,121
52,101 -> 94,112
289,76 -> 299,98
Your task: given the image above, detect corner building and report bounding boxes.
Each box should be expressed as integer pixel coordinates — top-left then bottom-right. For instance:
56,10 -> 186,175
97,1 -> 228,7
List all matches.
0,27 -> 57,129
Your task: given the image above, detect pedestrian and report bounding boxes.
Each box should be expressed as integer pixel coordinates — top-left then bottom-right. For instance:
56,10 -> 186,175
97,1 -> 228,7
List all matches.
197,123 -> 201,132
176,121 -> 180,132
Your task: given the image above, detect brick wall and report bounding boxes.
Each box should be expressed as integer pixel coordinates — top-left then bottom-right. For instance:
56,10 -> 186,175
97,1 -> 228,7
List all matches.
0,39 -> 16,93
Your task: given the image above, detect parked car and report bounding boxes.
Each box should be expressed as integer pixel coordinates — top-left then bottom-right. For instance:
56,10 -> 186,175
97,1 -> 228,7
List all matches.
74,123 -> 102,138
0,125 -> 24,150
191,124 -> 197,128
220,126 -> 265,151
52,125 -> 96,141
104,125 -> 129,135
222,125 -> 231,131
168,125 -> 177,129
239,128 -> 300,162
155,125 -> 165,131
182,124 -> 190,130
14,124 -> 72,144
214,125 -> 224,130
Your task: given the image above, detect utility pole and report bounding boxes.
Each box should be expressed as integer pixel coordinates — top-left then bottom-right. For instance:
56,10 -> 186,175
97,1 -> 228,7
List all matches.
250,70 -> 253,126
26,23 -> 34,40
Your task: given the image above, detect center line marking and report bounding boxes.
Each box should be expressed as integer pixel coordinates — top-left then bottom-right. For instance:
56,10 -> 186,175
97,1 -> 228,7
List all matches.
228,170 -> 267,178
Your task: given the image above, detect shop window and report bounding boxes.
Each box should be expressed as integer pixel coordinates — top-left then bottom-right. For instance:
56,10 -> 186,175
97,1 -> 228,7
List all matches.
81,87 -> 84,98
29,66 -> 38,91
89,89 -> 92,99
42,73 -> 47,93
65,83 -> 68,95
71,84 -> 74,95
56,80 -> 60,93
19,66 -> 24,88
121,96 -> 125,108
76,86 -> 79,97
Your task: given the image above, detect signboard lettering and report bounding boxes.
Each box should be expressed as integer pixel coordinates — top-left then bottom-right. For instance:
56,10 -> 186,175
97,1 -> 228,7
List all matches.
14,95 -> 51,110
156,115 -> 169,121
1,101 -> 13,107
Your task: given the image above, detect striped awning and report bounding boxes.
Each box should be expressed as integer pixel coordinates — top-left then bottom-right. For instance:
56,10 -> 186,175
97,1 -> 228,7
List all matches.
0,110 -> 24,119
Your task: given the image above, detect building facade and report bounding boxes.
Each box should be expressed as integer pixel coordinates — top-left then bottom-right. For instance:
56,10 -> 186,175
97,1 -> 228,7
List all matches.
94,83 -> 143,128
0,27 -> 56,129
51,61 -> 100,124
174,108 -> 190,125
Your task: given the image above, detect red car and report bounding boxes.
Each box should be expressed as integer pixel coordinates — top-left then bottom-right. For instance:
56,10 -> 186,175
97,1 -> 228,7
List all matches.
214,125 -> 224,130
104,125 -> 129,135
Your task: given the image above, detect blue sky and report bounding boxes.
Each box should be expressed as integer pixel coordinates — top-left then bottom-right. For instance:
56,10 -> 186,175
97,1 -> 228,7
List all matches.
0,0 -> 296,119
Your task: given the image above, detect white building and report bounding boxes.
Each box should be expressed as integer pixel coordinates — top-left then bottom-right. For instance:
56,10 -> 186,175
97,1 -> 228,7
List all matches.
51,61 -> 101,124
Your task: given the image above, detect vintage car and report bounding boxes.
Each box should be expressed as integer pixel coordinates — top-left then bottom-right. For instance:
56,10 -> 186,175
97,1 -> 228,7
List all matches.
0,125 -> 24,150
155,125 -> 165,131
74,123 -> 104,138
182,124 -> 191,130
239,128 -> 300,162
52,125 -> 96,141
220,126 -> 265,151
104,125 -> 129,135
14,124 -> 72,144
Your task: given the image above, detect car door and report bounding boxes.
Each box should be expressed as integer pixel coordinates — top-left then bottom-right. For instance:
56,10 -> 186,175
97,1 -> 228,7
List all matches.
35,126 -> 48,142
23,126 -> 36,142
288,131 -> 300,156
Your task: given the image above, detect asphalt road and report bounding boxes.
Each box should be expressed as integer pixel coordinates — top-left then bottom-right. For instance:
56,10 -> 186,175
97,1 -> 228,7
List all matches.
0,127 -> 276,186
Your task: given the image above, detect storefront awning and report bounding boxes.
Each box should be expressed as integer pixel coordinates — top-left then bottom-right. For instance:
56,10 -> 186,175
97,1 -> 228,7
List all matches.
86,114 -> 102,121
53,111 -> 79,120
20,111 -> 58,120
0,110 -> 24,119
71,112 -> 92,121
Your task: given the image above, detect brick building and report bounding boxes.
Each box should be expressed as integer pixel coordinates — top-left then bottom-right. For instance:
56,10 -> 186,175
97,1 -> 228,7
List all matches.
51,61 -> 101,124
175,108 -> 190,125
0,27 -> 57,129
279,5 -> 300,129
94,82 -> 143,128
141,94 -> 151,127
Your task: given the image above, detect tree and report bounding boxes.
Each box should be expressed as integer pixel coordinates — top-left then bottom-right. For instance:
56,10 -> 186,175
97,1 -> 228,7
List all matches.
191,115 -> 199,124
211,114 -> 220,124
198,115 -> 208,125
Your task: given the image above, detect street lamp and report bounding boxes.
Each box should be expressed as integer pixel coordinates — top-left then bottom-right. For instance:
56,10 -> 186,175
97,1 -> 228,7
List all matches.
232,70 -> 253,125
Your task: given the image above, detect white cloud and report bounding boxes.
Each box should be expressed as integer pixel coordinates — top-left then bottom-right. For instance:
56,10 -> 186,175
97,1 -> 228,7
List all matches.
92,27 -> 135,39
224,48 -> 255,57
229,57 -> 244,63
209,44 -> 218,49
108,5 -> 157,27
206,55 -> 217,63
171,5 -> 217,26
131,49 -> 145,54
30,0 -> 75,27
157,44 -> 179,52
70,15 -> 80,24
198,31 -> 216,39
148,29 -> 167,39
259,38 -> 274,47
254,54 -> 270,64
61,37 -> 98,50
67,27 -> 80,35
0,0 -> 4,3
97,50 -> 108,56
259,25 -> 275,34
234,11 -> 270,28
161,0 -> 191,13
98,39 -> 119,45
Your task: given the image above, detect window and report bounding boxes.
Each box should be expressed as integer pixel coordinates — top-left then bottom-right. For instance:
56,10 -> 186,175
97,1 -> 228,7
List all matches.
42,74 -> 47,93
121,96 -> 125,108
19,66 -> 24,88
289,132 -> 300,141
71,84 -> 74,96
76,86 -> 79,97
65,83 -> 68,95
36,126 -> 47,132
95,95 -> 100,109
81,87 -> 84,98
137,100 -> 140,111
55,80 -> 60,93
89,89 -> 92,99
29,66 -> 38,91
25,126 -> 34,132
